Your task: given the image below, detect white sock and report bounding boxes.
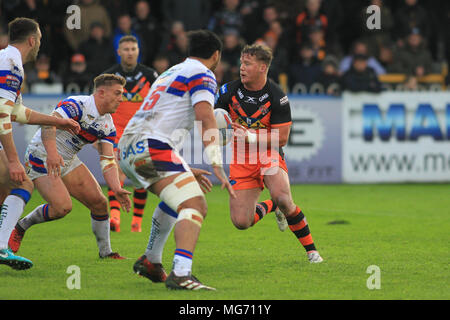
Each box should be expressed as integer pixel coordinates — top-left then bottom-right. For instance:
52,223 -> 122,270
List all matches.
173,248 -> 193,277
18,204 -> 51,231
91,214 -> 112,257
0,193 -> 28,249
144,202 -> 176,263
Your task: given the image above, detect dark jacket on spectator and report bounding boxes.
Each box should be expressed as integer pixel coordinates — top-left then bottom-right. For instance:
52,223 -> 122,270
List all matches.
163,0 -> 210,31
64,71 -> 92,94
391,42 -> 433,75
79,36 -> 115,77
288,58 -> 322,92
341,65 -> 382,93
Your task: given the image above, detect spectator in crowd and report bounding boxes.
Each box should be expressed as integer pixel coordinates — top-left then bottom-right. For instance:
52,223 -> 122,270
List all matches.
288,42 -> 322,92
221,29 -> 242,78
158,20 -> 185,56
165,31 -> 188,67
26,53 -> 62,91
272,0 -> 305,23
254,4 -> 279,42
63,53 -> 92,94
339,40 -> 386,75
265,19 -> 293,61
391,28 -> 434,76
394,0 -> 430,45
11,0 -> 42,20
11,0 -> 53,64
64,0 -> 112,51
320,0 -> 344,46
295,0 -> 328,48
308,25 -> 327,61
208,0 -> 244,37
100,0 -> 130,30
240,0 -> 264,43
152,54 -> 170,75
79,22 -> 115,77
377,41 -> 396,73
113,14 -> 142,63
132,0 -> 161,65
359,0 -> 394,57
341,53 -> 382,93
162,0 -> 211,31
316,55 -> 341,95
262,31 -> 289,82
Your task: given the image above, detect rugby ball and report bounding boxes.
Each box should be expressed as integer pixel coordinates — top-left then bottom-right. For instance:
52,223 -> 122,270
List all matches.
214,108 -> 233,146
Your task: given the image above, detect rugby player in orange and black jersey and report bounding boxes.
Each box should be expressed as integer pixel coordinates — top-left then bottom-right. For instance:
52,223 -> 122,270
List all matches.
214,77 -> 292,164
101,35 -> 158,233
213,44 -> 323,264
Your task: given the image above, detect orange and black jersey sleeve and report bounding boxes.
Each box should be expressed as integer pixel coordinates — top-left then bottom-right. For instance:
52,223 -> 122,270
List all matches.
215,78 -> 292,130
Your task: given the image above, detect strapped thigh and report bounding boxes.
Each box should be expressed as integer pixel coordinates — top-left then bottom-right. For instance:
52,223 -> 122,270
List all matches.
159,172 -> 204,212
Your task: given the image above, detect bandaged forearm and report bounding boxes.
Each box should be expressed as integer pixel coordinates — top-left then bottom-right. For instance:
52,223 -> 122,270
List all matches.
100,155 -> 117,173
204,143 -> 222,167
11,103 -> 32,124
0,100 -> 13,135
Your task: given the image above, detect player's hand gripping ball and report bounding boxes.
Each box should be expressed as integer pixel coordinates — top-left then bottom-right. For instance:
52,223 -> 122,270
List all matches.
214,108 -> 233,146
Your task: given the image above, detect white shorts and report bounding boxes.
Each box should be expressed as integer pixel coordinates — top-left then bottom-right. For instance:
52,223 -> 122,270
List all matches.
118,135 -> 190,189
24,146 -> 83,180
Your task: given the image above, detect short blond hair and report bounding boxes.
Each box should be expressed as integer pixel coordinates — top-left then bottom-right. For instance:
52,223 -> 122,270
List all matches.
93,73 -> 126,91
119,35 -> 138,45
241,44 -> 273,67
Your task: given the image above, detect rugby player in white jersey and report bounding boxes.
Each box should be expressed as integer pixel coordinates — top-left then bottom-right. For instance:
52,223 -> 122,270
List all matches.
118,30 -> 235,290
0,17 -> 80,270
8,74 -> 131,260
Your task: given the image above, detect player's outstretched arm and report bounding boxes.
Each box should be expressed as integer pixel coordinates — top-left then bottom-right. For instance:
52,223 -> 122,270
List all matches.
25,108 -> 80,135
194,101 -> 236,199
97,141 -> 131,212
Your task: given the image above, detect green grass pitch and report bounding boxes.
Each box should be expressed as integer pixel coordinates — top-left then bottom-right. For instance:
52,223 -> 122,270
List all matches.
1,184 -> 449,300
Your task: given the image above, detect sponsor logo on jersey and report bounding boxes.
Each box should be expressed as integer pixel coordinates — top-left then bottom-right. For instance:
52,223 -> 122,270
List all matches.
64,102 -> 80,118
259,93 -> 269,102
220,84 -> 228,94
238,117 -> 266,129
237,88 -> 244,99
134,72 -> 143,81
5,74 -> 20,90
202,76 -> 217,92
244,96 -> 257,104
280,95 -> 289,105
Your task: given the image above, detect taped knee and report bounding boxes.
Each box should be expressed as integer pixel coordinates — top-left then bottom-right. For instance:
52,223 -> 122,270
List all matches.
176,208 -> 203,228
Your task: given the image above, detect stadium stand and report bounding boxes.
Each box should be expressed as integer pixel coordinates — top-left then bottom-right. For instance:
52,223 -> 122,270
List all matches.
0,0 -> 447,94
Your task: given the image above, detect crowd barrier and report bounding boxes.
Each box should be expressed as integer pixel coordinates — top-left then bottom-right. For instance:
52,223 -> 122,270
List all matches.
13,92 -> 450,184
